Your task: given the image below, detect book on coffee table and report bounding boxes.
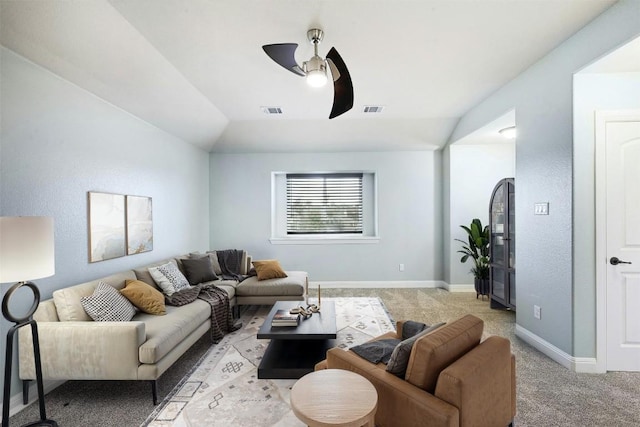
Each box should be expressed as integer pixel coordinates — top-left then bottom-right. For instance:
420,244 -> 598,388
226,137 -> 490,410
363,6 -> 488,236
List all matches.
271,309 -> 300,327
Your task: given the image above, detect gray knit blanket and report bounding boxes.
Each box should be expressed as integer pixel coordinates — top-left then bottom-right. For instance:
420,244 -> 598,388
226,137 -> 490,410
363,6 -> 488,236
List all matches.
216,249 -> 255,282
165,283 -> 240,343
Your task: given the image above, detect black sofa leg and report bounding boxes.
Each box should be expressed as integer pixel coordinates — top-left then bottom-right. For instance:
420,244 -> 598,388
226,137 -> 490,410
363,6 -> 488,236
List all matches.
151,380 -> 158,405
508,421 -> 514,427
22,380 -> 30,405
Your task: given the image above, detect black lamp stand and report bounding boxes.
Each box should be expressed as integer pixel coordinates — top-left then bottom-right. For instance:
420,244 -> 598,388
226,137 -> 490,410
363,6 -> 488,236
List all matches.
2,281 -> 57,427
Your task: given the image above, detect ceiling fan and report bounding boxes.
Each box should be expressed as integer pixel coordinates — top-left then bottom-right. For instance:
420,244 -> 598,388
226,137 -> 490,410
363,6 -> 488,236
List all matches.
262,29 -> 354,119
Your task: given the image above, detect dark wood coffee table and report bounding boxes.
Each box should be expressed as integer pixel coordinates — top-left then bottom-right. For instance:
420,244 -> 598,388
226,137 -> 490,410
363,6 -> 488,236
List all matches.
257,300 -> 336,379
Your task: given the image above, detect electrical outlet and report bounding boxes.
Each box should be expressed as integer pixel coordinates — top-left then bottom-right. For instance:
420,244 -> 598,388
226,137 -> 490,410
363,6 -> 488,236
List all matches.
399,263 -> 405,272
534,305 -> 541,320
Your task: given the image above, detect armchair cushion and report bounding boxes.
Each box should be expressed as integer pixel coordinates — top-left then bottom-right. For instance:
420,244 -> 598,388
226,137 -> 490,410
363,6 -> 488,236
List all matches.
387,322 -> 446,377
405,314 -> 483,393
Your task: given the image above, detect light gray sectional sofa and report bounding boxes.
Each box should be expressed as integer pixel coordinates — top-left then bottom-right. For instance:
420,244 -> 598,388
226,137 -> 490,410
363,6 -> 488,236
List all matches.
18,251 -> 307,404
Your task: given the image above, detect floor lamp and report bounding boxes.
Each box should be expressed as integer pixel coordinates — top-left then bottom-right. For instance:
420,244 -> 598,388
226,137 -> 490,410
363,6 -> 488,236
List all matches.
0,217 -> 58,427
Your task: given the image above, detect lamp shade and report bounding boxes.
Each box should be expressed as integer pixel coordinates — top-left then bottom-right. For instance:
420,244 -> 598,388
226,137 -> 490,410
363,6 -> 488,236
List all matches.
0,217 -> 55,283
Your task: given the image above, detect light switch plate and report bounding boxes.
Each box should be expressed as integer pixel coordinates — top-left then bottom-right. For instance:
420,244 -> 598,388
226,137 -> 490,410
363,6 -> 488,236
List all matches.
534,203 -> 549,215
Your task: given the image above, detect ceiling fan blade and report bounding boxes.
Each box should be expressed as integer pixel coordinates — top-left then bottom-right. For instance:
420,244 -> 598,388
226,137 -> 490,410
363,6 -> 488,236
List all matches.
262,43 -> 305,76
326,47 -> 354,119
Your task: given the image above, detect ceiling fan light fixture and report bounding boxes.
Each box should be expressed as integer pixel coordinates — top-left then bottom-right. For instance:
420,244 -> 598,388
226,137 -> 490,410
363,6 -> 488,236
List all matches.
306,69 -> 328,87
304,56 -> 328,87
262,28 -> 353,118
499,126 -> 517,139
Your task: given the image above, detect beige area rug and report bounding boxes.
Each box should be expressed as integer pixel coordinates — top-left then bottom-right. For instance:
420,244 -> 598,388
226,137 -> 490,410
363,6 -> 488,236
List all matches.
142,297 -> 395,427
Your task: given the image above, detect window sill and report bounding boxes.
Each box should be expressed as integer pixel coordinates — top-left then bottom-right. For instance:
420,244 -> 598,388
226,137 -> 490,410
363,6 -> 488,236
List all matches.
269,236 -> 380,245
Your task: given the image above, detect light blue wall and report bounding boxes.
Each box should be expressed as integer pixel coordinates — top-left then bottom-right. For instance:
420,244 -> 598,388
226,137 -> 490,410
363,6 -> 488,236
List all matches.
209,151 -> 442,282
448,143 -> 515,285
0,48 -> 210,401
448,0 -> 640,355
573,72 -> 640,356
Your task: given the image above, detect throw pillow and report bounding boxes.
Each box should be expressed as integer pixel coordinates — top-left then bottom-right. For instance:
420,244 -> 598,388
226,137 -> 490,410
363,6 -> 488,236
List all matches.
148,261 -> 190,296
81,281 -> 136,322
402,320 -> 428,339
199,251 -> 223,275
182,256 -> 218,285
252,259 -> 288,281
386,322 -> 446,377
120,279 -> 166,315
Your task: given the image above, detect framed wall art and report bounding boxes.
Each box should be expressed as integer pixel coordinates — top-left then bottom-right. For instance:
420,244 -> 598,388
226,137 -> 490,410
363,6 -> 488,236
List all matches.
88,191 -> 126,262
126,195 -> 153,255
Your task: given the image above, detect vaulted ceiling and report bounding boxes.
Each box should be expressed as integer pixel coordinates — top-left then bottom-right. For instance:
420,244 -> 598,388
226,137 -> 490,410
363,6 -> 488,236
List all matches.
0,0 -> 617,152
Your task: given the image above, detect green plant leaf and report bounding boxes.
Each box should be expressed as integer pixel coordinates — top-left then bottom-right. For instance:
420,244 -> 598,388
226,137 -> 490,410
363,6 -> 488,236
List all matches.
455,218 -> 491,278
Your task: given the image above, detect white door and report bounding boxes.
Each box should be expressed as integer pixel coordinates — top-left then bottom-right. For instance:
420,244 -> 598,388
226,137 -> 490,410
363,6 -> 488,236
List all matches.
604,117 -> 640,371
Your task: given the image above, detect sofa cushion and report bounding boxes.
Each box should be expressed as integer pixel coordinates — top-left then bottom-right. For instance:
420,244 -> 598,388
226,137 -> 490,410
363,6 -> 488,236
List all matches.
252,259 -> 288,280
404,314 -> 483,393
235,271 -> 306,297
136,300 -> 211,364
120,279 -> 166,315
386,322 -> 446,377
200,282 -> 236,299
53,271 -> 136,321
182,257 -> 218,285
81,282 -> 136,322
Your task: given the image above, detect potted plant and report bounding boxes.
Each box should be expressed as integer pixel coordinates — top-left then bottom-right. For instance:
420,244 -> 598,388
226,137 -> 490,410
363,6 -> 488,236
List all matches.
455,218 -> 490,299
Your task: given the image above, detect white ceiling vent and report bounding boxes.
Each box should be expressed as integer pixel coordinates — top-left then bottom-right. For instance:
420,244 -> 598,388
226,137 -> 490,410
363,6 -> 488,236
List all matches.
363,105 -> 385,114
261,106 -> 283,115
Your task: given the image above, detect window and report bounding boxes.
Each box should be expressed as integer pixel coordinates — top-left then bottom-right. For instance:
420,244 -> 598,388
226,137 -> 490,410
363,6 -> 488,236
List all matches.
271,171 -> 378,244
286,173 -> 363,234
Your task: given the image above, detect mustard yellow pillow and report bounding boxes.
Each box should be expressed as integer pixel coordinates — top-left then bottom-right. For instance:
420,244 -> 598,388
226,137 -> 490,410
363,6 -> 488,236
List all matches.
252,259 -> 288,281
120,279 -> 166,315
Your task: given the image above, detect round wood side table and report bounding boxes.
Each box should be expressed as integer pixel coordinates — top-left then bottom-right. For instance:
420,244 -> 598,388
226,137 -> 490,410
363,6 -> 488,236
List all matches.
290,369 -> 378,427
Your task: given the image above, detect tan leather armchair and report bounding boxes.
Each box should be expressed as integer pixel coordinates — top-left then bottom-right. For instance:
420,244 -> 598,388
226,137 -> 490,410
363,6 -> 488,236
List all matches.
316,314 -> 516,427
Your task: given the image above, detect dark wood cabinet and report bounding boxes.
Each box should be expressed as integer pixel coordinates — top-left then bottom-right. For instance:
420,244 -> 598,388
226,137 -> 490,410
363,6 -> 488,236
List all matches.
489,178 -> 515,310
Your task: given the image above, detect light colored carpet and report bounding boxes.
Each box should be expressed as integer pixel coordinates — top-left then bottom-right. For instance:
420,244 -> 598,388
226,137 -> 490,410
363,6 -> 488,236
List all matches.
9,288 -> 640,426
142,297 -> 394,426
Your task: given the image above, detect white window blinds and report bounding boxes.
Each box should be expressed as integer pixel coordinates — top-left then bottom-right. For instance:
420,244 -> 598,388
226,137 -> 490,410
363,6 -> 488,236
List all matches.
286,173 -> 363,234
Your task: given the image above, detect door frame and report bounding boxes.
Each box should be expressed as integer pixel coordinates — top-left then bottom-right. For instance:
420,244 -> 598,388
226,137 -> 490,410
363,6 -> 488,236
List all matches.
595,109 -> 640,372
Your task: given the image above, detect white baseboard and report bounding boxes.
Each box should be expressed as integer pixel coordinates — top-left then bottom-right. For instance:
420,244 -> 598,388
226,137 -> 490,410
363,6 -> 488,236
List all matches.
441,283 -> 476,293
515,324 -> 600,373
1,379 -> 65,417
313,280 -> 446,289
573,357 -> 602,373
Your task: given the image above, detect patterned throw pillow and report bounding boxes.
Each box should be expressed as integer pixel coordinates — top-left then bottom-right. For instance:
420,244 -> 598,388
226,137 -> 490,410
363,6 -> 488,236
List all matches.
149,261 -> 190,296
81,281 -> 136,322
386,322 -> 446,377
